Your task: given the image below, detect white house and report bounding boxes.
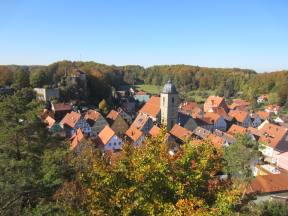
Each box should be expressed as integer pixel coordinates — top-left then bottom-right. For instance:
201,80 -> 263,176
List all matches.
60,111 -> 91,137
257,122 -> 288,161
96,125 -> 123,151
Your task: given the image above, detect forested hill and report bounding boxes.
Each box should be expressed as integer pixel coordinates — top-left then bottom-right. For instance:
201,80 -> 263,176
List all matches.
0,61 -> 287,105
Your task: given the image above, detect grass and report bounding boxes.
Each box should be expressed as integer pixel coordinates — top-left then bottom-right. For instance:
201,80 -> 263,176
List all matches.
182,90 -> 216,104
133,84 -> 161,95
131,84 -> 216,104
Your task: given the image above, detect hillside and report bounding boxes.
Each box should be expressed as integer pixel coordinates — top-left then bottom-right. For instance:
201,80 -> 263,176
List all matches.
0,61 -> 287,105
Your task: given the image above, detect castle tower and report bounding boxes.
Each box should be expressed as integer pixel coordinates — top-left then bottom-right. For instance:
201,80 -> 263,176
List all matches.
160,80 -> 179,130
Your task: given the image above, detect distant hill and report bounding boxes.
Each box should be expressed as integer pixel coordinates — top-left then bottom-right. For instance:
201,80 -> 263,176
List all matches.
0,60 -> 287,105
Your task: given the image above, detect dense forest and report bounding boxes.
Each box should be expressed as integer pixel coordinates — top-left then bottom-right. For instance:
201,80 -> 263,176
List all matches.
0,60 -> 288,106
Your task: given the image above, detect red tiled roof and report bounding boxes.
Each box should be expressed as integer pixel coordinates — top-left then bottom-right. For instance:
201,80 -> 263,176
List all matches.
207,133 -> 225,148
149,125 -> 161,137
52,103 -> 72,112
125,127 -> 143,142
258,123 -> 287,148
227,124 -> 246,136
179,102 -> 203,118
97,125 -> 115,145
228,110 -> 249,123
106,109 -> 119,121
44,116 -> 56,129
246,174 -> 288,194
212,107 -> 232,121
84,109 -> 101,122
256,111 -> 270,120
170,124 -> 192,142
202,112 -> 221,124
139,96 -> 160,118
130,113 -> 151,131
60,111 -> 81,128
70,128 -> 84,151
205,96 -> 225,107
230,99 -> 250,110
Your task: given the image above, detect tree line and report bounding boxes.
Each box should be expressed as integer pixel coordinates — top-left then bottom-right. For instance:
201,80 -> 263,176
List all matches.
0,61 -> 288,106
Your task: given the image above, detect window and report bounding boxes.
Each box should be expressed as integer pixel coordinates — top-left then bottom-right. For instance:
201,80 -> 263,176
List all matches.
163,97 -> 165,105
109,143 -> 112,146
114,142 -> 116,146
172,97 -> 174,103
171,120 -> 174,126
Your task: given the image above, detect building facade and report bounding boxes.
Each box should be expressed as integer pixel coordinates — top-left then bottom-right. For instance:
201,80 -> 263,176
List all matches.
160,80 -> 179,130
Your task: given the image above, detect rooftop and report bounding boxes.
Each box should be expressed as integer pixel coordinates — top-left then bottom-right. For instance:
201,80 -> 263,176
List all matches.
162,79 -> 177,94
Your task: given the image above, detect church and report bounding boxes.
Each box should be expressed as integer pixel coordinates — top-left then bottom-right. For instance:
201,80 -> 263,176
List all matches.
139,79 -> 197,131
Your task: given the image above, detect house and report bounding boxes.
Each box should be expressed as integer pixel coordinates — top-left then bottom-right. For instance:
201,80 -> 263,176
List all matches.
139,96 -> 160,122
229,99 -> 250,111
196,112 -> 227,132
257,94 -> 269,104
207,133 -> 225,148
130,112 -> 154,134
228,110 -> 251,128
274,116 -> 285,124
60,111 -> 91,137
227,124 -> 247,136
203,96 -> 229,113
96,125 -> 123,151
212,107 -> 233,127
276,152 -> 288,171
121,100 -> 136,113
84,109 -> 108,137
214,129 -> 236,145
178,112 -> 198,131
256,111 -> 271,122
265,104 -> 281,115
169,124 -> 192,144
40,109 -> 55,121
125,127 -> 145,147
149,125 -> 161,137
246,174 -> 288,202
179,102 -> 203,118
34,88 -> 60,102
257,122 -> 288,158
134,91 -> 150,103
192,126 -> 211,139
51,102 -> 73,121
106,109 -> 129,136
250,113 -> 262,128
70,128 -> 85,152
117,107 -> 133,124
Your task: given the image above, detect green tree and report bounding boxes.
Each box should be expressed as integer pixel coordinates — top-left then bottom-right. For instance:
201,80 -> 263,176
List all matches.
0,91 -> 70,215
223,135 -> 259,182
29,68 -> 49,88
12,68 -> 30,89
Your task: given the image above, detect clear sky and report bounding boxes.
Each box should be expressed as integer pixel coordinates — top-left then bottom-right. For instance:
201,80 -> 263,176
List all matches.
0,0 -> 288,72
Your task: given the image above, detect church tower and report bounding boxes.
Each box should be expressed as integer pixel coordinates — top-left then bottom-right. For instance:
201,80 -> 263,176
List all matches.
160,80 -> 179,130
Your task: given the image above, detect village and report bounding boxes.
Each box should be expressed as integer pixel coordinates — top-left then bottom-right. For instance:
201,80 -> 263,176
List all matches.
35,68 -> 288,204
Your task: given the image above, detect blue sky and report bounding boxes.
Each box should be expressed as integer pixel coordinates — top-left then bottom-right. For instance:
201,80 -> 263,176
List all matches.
0,0 -> 288,72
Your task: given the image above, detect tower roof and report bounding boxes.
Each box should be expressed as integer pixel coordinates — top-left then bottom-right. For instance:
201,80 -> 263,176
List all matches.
162,79 -> 177,94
